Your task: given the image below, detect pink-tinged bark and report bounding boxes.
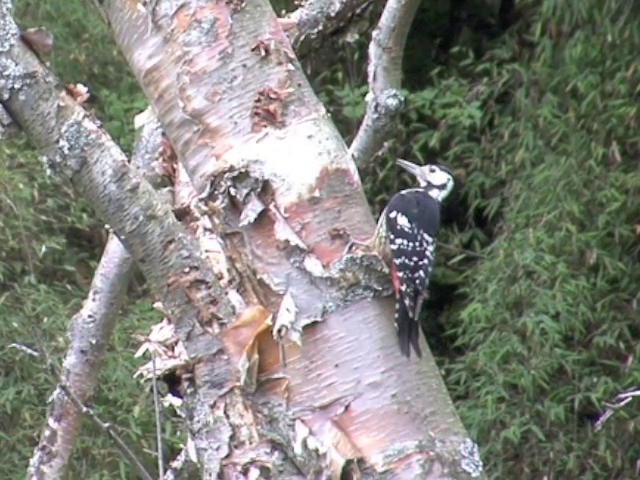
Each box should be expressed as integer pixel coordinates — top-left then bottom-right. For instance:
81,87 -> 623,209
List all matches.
0,0 -> 484,476
95,0 -> 483,477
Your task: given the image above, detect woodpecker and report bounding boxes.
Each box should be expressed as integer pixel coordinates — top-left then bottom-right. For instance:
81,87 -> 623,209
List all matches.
373,159 -> 455,358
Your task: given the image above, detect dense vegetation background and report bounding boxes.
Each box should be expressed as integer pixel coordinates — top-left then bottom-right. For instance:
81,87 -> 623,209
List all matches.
2,0 -> 639,478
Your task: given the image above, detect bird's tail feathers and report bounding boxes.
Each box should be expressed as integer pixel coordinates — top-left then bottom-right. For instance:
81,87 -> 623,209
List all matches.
395,300 -> 423,358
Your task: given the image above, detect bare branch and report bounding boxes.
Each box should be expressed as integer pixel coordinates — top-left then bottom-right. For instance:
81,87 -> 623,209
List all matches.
27,236 -> 132,479
595,387 -> 640,432
281,0 -> 374,49
0,103 -> 17,138
27,111 -> 170,479
0,7 -> 239,476
14,340 -> 154,480
57,379 -> 155,480
349,0 -> 421,167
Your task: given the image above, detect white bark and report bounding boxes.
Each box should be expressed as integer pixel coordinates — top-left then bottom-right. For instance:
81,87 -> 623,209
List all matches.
0,0 -> 485,477
281,0 -> 374,49
349,0 -> 421,166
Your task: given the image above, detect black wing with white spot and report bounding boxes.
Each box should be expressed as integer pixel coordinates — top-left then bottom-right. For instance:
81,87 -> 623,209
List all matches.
385,189 -> 441,357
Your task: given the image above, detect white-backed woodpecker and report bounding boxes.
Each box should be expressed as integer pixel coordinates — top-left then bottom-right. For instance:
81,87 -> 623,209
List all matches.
373,159 -> 454,357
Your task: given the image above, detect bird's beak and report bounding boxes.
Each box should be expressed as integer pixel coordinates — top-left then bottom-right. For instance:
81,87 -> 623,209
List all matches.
396,159 -> 426,180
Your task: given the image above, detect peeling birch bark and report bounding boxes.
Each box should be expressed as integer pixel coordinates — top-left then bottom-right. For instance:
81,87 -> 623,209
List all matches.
26,109 -> 172,480
0,0 -> 485,477
92,0 -> 485,478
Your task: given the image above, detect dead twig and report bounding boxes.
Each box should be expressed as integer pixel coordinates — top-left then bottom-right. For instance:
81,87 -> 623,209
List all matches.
594,387 -> 640,432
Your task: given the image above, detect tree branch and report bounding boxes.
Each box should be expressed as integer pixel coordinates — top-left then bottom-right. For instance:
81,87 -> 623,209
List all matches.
281,0 -> 374,49
26,109 -> 170,480
0,5 -> 243,477
27,235 -> 132,479
56,379 -> 155,480
349,0 -> 421,167
1,0 -> 485,476
12,345 -> 154,480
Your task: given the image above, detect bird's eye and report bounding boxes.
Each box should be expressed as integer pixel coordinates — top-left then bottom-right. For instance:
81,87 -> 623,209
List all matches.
429,166 -> 436,173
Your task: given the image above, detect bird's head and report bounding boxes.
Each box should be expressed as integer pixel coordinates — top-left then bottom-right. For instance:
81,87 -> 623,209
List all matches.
396,159 -> 455,202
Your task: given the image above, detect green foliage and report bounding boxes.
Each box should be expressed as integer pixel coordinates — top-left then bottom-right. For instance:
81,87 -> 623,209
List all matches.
313,41 -> 369,143
0,278 -> 173,479
433,1 -> 640,478
15,0 -> 146,152
0,1 -> 174,478
316,0 -> 640,477
0,137 -> 90,289
0,137 -> 179,478
4,0 -> 640,477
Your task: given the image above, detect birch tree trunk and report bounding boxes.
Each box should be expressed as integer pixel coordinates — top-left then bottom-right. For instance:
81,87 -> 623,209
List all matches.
0,0 -> 485,477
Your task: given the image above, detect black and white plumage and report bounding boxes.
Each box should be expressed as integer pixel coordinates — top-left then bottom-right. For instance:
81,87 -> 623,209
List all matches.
375,160 -> 455,358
